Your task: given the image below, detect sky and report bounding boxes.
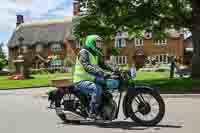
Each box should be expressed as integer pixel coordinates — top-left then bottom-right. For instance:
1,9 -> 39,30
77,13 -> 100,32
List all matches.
0,0 -> 73,56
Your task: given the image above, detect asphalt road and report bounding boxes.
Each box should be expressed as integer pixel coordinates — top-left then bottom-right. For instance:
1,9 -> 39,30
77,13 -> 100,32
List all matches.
0,88 -> 200,133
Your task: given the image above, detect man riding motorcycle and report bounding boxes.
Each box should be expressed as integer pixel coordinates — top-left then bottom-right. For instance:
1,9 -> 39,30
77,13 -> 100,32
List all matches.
73,35 -> 118,118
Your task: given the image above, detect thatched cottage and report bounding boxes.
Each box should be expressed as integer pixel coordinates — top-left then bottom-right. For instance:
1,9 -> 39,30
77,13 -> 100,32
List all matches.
7,16 -> 80,69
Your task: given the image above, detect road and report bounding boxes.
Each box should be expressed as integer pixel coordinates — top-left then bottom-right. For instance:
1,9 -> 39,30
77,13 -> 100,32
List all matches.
0,88 -> 199,133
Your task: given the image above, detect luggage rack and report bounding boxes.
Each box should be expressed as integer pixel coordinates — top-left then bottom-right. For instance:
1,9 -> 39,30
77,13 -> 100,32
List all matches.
51,77 -> 73,88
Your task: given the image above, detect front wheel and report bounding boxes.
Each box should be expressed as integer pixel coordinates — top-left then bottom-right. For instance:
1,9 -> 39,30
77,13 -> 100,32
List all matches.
123,89 -> 165,126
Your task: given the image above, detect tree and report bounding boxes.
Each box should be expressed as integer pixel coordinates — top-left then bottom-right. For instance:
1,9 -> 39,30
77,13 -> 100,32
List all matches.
75,0 -> 200,78
0,42 -> 7,71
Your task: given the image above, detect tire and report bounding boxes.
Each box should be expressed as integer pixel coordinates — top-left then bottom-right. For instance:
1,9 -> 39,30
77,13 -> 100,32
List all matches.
125,89 -> 165,126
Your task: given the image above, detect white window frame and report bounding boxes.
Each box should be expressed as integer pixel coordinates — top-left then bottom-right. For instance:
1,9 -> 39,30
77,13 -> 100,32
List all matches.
114,32 -> 126,48
134,38 -> 144,46
151,54 -> 169,64
50,43 -> 62,52
112,56 -> 128,65
154,39 -> 167,46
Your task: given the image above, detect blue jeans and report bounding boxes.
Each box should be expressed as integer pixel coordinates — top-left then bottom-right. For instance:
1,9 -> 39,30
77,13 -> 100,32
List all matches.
75,81 -> 102,114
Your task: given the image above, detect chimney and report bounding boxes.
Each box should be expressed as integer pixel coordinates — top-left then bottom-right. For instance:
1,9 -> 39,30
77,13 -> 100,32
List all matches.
16,15 -> 24,27
73,0 -> 80,16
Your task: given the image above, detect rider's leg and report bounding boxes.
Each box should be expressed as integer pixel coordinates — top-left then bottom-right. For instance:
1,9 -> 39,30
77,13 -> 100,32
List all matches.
90,83 -> 102,114
75,81 -> 102,114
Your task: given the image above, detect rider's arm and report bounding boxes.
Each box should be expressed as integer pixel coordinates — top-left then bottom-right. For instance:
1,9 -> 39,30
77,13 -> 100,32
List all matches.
79,49 -> 105,76
99,56 -> 119,72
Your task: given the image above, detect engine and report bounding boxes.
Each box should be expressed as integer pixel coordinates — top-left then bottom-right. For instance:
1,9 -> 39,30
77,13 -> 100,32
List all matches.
100,91 -> 117,120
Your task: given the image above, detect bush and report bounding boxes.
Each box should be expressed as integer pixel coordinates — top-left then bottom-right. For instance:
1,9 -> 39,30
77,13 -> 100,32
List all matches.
0,58 -> 7,71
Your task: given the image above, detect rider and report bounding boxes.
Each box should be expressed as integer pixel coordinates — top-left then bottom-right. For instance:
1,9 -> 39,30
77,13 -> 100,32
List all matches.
73,35 -> 118,117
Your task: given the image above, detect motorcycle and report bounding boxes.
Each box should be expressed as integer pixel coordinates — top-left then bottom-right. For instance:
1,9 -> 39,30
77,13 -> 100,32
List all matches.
53,70 -> 165,126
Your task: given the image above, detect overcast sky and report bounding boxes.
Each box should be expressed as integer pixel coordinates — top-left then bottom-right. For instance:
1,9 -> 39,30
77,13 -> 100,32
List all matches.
0,0 -> 73,55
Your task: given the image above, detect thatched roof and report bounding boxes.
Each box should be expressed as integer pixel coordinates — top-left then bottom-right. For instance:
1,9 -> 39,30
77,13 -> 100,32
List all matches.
8,17 -> 74,48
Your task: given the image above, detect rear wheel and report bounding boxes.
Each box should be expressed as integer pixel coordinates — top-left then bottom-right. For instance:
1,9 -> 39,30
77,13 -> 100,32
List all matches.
125,89 -> 165,126
56,91 -> 87,123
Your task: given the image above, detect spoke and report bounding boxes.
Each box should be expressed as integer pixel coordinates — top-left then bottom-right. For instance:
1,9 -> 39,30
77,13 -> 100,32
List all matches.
138,94 -> 146,103
151,107 -> 159,113
145,94 -> 153,103
133,110 -> 139,113
129,110 -> 140,118
132,100 -> 139,107
151,101 -> 159,107
133,97 -> 141,105
150,113 -> 156,118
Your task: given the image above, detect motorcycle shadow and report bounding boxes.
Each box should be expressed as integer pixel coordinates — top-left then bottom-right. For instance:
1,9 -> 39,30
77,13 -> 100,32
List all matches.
60,120 -> 183,130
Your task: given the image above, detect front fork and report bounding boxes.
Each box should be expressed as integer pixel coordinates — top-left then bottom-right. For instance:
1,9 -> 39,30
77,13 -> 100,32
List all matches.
114,83 -> 135,119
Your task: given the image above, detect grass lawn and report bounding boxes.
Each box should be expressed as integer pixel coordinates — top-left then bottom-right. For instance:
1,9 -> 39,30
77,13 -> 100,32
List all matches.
0,73 -> 71,90
135,72 -> 200,92
0,72 -> 200,91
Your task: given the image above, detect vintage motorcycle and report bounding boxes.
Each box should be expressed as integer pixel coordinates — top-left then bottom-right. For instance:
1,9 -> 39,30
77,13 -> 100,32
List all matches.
52,70 -> 165,126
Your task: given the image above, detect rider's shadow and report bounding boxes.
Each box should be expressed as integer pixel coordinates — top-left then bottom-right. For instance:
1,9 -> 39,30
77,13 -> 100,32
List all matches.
60,120 -> 183,130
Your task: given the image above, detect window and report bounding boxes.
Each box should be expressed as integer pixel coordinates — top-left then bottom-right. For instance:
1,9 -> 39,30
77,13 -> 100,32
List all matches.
115,32 -> 126,48
111,56 -> 127,65
51,43 -> 62,52
153,39 -> 167,45
134,38 -> 144,46
155,55 -> 159,63
151,54 -> 169,64
115,38 -> 126,48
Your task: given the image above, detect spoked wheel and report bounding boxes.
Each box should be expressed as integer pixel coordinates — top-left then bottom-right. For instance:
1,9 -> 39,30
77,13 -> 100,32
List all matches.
126,89 -> 165,126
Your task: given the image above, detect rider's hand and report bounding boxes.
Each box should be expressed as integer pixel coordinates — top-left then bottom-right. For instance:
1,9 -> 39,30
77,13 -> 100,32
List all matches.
103,73 -> 110,79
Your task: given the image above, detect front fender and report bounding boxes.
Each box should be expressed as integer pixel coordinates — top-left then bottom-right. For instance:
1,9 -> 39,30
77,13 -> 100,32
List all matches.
127,85 -> 159,95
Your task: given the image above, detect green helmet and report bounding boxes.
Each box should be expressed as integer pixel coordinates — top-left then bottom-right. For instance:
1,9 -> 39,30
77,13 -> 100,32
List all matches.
85,35 -> 103,55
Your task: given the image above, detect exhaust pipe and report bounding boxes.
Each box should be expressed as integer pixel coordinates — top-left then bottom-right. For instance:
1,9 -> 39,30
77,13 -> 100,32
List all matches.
63,111 -> 85,121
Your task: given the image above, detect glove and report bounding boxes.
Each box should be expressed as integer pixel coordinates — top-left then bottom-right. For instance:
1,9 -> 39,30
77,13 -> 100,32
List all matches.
103,73 -> 110,79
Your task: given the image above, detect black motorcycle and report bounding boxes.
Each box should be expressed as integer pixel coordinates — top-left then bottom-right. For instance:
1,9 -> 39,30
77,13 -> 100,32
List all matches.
53,70 -> 165,126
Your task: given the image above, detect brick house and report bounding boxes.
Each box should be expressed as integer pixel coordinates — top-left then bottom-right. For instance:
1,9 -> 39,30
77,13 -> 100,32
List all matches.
103,31 -> 184,68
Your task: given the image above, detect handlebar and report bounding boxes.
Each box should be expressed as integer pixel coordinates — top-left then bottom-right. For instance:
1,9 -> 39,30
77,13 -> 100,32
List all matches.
109,70 -> 129,80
